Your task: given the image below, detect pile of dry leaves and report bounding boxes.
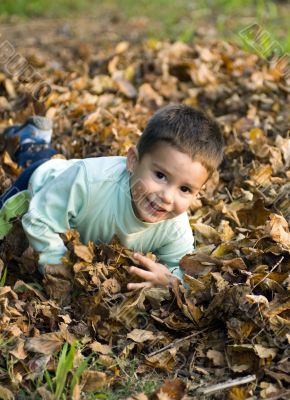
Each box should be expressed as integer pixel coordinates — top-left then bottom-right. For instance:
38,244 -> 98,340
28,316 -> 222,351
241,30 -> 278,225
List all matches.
0,20 -> 289,399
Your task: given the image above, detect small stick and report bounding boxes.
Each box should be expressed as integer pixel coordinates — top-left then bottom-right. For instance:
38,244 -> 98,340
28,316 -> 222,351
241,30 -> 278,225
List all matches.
252,256 -> 284,290
254,187 -> 268,200
225,187 -> 234,202
196,374 -> 256,395
147,328 -> 208,357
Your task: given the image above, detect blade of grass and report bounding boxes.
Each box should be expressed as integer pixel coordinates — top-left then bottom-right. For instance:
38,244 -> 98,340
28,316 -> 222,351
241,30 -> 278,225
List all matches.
70,354 -> 92,394
55,341 -> 76,400
44,370 -> 54,392
0,266 -> 7,287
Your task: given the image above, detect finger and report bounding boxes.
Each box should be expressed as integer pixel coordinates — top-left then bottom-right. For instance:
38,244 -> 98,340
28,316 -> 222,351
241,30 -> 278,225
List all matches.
132,253 -> 154,270
127,281 -> 152,291
128,266 -> 153,281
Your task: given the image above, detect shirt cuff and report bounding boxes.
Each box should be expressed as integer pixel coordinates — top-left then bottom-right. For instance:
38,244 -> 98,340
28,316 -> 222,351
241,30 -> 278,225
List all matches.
167,265 -> 185,285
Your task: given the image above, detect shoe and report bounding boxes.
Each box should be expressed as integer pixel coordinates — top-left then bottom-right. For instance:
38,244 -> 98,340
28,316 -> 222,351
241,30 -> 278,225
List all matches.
3,116 -> 53,145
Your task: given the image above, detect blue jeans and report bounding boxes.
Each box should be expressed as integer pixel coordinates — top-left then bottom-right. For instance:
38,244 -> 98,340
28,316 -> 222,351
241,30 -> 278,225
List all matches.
0,145 -> 56,208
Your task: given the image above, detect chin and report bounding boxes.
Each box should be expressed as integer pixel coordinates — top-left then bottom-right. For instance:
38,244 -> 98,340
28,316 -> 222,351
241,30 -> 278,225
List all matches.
142,216 -> 159,223
140,211 -> 168,223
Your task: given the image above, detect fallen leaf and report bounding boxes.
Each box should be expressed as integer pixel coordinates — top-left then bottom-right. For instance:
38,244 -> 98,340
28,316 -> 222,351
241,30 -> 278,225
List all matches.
25,332 -> 64,355
127,329 -> 156,343
81,370 -> 108,391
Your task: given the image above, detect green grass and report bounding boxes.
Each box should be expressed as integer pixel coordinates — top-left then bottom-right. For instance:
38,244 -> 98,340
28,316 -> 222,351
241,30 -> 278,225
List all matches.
1,341 -> 160,399
0,0 -> 289,52
84,356 -> 161,399
0,0 -> 93,18
111,0 -> 290,52
42,341 -> 92,398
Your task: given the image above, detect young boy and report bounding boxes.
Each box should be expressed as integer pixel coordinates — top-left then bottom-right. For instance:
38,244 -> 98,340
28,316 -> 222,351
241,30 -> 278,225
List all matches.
0,105 -> 224,291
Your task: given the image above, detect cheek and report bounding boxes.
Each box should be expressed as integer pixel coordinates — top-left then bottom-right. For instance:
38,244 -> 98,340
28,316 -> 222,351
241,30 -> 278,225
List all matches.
131,176 -> 151,203
131,180 -> 145,203
175,196 -> 191,212
132,175 -> 157,197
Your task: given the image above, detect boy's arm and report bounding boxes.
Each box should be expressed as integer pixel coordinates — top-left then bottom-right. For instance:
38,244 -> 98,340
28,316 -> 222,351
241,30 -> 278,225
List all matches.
154,220 -> 195,282
128,218 -> 195,289
22,161 -> 88,267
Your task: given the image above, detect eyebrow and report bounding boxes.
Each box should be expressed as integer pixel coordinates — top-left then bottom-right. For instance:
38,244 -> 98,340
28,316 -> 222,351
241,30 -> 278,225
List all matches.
152,162 -> 199,190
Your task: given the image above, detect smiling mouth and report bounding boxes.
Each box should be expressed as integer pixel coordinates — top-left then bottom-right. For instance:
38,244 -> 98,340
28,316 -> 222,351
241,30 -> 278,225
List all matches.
147,199 -> 167,213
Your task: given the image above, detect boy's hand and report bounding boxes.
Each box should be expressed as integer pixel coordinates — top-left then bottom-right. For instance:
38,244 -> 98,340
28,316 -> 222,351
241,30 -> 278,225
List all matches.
127,253 -> 179,290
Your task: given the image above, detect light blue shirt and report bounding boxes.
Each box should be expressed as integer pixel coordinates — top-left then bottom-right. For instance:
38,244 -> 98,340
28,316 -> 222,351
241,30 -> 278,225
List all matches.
22,156 -> 195,280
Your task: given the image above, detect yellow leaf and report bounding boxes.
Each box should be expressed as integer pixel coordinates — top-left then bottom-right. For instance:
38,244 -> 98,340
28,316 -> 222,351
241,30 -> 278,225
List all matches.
227,386 -> 250,400
74,244 -> 94,263
249,127 -> 265,143
0,385 -> 14,400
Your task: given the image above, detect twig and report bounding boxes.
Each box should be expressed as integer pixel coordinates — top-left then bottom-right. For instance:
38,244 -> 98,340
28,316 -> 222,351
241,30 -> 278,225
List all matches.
252,256 -> 284,290
196,374 -> 256,395
225,186 -> 234,202
240,155 -> 243,168
147,328 -> 208,357
254,186 -> 268,201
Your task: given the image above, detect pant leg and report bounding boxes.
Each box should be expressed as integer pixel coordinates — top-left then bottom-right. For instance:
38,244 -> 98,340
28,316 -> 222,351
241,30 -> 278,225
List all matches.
15,144 -> 57,168
0,158 -> 50,208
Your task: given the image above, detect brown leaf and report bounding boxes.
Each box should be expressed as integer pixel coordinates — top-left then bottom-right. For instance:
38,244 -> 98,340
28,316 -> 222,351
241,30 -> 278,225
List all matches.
13,280 -> 46,301
73,244 -> 94,263
192,223 -> 221,244
151,378 -> 186,400
264,297 -> 290,318
180,253 -> 221,277
265,213 -> 290,250
36,386 -> 54,400
9,339 -> 27,360
253,345 -> 277,359
43,264 -> 74,304
207,349 -> 226,366
127,329 -> 156,343
0,385 -> 14,400
145,348 -> 177,372
81,370 -> 108,392
115,78 -> 137,99
25,332 -> 64,355
237,198 -> 271,228
137,83 -> 163,108
89,341 -> 112,354
227,345 -> 260,372
275,135 -> 290,167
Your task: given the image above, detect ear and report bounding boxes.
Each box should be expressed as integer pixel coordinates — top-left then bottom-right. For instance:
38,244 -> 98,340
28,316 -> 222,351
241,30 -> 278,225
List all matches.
126,146 -> 139,173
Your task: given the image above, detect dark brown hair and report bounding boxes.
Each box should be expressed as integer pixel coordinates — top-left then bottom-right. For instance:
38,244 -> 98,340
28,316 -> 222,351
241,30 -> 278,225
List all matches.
137,104 -> 224,177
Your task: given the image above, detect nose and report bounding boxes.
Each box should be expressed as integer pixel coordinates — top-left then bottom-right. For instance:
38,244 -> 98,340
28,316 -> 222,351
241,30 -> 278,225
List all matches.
160,186 -> 174,204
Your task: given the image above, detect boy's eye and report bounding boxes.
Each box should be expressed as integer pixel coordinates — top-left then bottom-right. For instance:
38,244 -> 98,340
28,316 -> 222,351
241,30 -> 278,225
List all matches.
180,186 -> 192,193
155,171 -> 165,180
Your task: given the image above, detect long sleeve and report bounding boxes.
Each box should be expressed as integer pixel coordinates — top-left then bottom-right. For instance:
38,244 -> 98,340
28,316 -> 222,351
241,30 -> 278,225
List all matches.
154,216 -> 195,281
22,161 -> 89,266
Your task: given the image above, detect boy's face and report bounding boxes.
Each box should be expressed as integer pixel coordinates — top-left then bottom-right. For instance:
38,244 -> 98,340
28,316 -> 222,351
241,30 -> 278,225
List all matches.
126,142 -> 209,223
